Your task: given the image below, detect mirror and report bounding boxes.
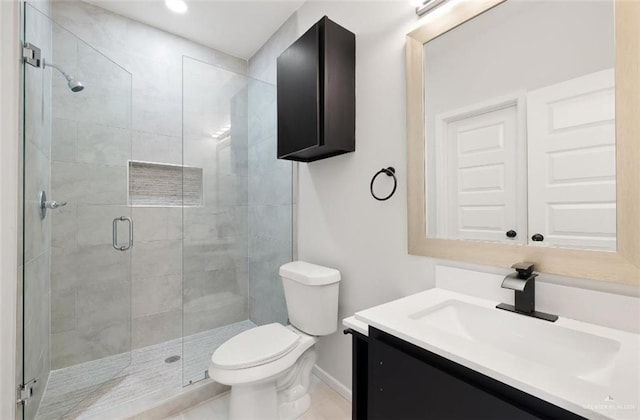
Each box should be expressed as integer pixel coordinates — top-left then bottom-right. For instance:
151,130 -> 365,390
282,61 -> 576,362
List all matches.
406,0 -> 640,283
424,0 -> 615,252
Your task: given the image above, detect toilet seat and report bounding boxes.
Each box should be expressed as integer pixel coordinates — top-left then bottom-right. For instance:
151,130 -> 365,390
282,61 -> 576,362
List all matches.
211,323 -> 300,370
209,325 -> 317,386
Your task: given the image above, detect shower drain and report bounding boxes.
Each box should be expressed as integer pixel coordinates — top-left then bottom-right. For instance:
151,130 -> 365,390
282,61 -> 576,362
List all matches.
165,355 -> 180,363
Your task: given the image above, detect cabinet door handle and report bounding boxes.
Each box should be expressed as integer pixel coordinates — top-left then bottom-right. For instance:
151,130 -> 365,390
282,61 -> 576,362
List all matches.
506,230 -> 517,238
531,233 -> 544,242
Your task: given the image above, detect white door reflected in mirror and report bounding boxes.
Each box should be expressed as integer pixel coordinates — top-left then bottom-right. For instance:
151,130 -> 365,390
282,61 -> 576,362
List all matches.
424,0 -> 616,252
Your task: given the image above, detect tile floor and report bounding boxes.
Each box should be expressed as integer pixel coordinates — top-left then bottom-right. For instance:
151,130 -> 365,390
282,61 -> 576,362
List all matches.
169,374 -> 351,420
36,321 -> 255,420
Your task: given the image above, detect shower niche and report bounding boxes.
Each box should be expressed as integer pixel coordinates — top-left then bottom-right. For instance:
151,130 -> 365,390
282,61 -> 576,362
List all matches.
128,161 -> 203,207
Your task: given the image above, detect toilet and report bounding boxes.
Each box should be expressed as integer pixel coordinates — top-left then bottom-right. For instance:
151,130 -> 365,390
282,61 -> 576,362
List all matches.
208,261 -> 341,420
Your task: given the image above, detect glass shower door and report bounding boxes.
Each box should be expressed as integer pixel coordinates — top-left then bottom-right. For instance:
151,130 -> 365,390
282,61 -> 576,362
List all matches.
181,56 -> 254,385
181,56 -> 285,387
22,4 -> 133,419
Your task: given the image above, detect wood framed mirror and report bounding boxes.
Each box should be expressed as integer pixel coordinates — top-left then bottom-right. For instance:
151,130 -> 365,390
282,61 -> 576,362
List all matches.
406,0 -> 639,284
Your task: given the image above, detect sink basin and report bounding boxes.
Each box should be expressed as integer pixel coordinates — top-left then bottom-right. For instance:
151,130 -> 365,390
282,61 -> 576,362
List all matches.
410,299 -> 621,386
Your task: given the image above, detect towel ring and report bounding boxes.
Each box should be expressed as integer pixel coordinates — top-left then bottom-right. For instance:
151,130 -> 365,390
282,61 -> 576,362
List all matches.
370,167 -> 397,201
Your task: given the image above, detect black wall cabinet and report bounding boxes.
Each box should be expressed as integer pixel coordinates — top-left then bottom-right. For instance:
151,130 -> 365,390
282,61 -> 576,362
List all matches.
277,16 -> 355,162
347,328 -> 584,420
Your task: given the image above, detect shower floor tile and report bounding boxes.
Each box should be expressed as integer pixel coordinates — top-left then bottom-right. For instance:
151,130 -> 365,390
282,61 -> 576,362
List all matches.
35,320 -> 255,420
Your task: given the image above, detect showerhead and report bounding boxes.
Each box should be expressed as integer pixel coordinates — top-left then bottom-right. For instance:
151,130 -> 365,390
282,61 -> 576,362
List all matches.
67,78 -> 84,92
43,59 -> 85,93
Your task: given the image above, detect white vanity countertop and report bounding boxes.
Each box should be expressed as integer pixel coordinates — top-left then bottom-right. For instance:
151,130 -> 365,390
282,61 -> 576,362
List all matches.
343,288 -> 640,420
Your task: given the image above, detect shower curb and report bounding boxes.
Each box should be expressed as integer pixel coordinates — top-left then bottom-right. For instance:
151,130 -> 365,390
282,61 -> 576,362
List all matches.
85,379 -> 229,420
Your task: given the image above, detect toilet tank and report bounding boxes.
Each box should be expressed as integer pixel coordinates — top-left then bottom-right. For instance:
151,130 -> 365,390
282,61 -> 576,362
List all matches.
279,261 -> 341,336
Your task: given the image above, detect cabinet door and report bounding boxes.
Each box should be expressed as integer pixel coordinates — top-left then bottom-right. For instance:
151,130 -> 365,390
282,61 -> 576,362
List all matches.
276,23 -> 320,158
368,336 -> 541,420
527,69 -> 616,251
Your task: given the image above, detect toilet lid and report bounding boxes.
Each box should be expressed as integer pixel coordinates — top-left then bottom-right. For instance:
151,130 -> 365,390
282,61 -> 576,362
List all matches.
211,323 -> 300,370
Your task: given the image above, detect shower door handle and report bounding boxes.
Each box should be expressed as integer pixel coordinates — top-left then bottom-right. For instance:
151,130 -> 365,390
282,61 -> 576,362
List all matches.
112,216 -> 133,251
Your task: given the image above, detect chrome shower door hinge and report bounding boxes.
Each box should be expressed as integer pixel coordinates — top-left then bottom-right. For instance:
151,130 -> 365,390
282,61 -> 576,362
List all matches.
23,42 -> 41,68
17,377 -> 38,405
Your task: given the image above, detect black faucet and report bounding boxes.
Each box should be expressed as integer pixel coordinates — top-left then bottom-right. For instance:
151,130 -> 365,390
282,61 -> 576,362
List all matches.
496,263 -> 558,322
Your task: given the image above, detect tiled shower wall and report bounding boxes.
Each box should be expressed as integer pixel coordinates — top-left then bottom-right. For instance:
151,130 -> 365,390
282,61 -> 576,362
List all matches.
247,15 -> 297,325
22,3 -> 53,417
246,80 -> 292,325
48,0 -> 247,369
182,58 -> 251,341
49,22 -> 133,369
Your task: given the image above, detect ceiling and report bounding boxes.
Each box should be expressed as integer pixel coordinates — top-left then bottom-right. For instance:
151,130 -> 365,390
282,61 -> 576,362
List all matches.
83,0 -> 305,59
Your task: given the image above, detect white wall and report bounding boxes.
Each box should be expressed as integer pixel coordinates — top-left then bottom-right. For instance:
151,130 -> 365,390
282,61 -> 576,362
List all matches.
294,1 -> 435,390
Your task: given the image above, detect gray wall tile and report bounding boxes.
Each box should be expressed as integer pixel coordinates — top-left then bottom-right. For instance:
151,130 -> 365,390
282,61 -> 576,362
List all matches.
132,131 -> 181,166
76,122 -> 130,166
132,274 -> 182,318
183,293 -> 247,336
23,251 -> 51,418
131,207 -> 170,242
52,161 -> 127,206
248,257 -> 288,326
76,280 -> 130,334
24,142 -> 51,262
50,201 -> 76,249
52,118 -> 76,162
132,309 -> 181,349
51,288 -> 76,334
51,244 -> 129,291
76,204 -> 129,247
167,208 -> 182,240
53,82 -> 131,129
51,320 -> 130,369
246,22 -> 294,326
132,240 -> 182,279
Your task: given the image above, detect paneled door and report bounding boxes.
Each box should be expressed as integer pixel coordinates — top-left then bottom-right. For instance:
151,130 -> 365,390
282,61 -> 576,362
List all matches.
436,102 -> 526,243
527,69 -> 616,251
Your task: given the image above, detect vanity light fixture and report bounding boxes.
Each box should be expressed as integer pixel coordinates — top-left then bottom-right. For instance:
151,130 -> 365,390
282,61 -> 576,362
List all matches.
414,0 -> 449,16
165,0 -> 187,14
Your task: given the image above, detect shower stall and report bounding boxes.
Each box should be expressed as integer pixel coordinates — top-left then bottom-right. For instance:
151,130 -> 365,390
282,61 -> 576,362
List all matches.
20,2 -> 292,419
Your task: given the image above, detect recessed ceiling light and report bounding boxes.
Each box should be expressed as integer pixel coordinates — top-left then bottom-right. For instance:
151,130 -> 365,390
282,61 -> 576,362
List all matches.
165,0 -> 188,14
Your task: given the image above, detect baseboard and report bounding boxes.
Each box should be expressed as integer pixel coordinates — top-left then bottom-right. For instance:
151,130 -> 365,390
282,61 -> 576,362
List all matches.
312,364 -> 352,402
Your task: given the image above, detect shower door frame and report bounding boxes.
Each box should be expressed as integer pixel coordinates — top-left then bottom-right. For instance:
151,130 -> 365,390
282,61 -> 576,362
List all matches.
1,1 -> 25,419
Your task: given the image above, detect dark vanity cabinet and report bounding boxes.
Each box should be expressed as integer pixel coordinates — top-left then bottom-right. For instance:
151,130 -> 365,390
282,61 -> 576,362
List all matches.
347,327 -> 584,420
276,16 -> 355,162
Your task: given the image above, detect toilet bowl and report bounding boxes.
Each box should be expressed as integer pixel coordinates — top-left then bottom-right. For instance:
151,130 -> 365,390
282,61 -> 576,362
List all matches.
209,324 -> 317,420
208,261 -> 341,420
